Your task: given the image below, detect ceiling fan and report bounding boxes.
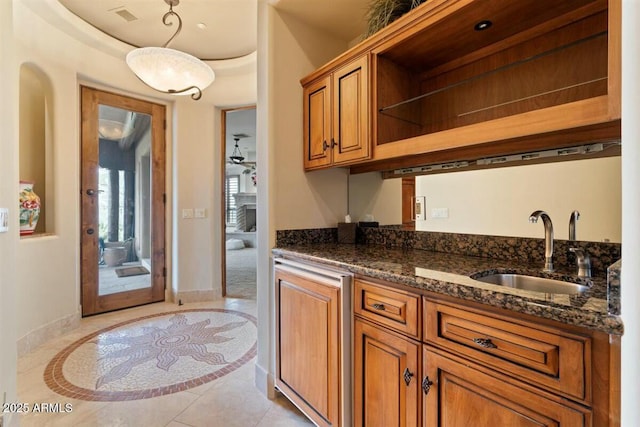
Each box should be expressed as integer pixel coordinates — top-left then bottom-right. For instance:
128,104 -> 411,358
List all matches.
228,133 -> 256,167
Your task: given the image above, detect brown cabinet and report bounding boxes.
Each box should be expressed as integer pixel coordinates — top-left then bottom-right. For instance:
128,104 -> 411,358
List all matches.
353,279 -> 619,427
354,278 -> 421,338
302,0 -> 621,174
423,346 -> 591,426
354,318 -> 421,427
424,300 -> 590,402
303,55 -> 370,170
274,260 -> 347,426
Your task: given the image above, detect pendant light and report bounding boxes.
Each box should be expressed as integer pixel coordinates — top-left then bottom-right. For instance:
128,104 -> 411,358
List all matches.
229,138 -> 245,164
126,0 -> 215,100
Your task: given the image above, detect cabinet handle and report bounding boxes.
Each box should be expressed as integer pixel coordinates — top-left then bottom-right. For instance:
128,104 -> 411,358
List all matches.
322,140 -> 329,151
331,138 -> 337,148
473,338 -> 497,349
403,368 -> 414,386
372,303 -> 385,311
422,376 -> 434,395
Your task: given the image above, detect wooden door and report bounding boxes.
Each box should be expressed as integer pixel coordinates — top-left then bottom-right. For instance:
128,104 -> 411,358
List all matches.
354,318 -> 420,427
333,55 -> 370,165
422,346 -> 590,426
80,86 -> 166,316
303,76 -> 333,170
275,267 -> 340,426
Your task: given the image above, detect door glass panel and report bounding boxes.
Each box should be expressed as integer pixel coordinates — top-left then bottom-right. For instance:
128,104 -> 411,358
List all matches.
97,104 -> 152,296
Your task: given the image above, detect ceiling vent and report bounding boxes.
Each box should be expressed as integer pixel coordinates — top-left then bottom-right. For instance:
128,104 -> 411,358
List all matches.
114,8 -> 138,22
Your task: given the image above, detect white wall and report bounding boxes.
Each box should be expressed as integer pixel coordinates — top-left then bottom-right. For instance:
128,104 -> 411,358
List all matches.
6,0 -> 255,358
621,1 -> 640,425
0,0 -> 19,423
415,157 -> 621,242
255,0 -> 351,394
349,173 -> 402,225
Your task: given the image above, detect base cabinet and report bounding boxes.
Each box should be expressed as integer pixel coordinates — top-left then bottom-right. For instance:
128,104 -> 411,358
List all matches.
275,264 -> 342,426
423,346 -> 590,427
354,318 -> 420,427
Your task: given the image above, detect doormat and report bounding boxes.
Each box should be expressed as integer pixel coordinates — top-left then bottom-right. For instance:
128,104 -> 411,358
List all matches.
115,266 -> 149,278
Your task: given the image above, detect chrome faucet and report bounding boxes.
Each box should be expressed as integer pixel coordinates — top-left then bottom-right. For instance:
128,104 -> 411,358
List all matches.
569,247 -> 592,278
569,210 -> 580,241
529,210 -> 554,272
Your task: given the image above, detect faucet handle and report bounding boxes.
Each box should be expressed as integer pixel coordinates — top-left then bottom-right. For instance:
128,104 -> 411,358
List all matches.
569,247 -> 592,278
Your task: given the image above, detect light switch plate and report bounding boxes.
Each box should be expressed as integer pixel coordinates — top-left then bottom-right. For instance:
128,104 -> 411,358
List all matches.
182,209 -> 194,219
414,196 -> 426,221
194,208 -> 206,218
431,207 -> 449,219
0,208 -> 8,233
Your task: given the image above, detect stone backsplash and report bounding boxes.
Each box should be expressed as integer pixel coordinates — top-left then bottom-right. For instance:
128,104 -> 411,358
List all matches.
275,227 -> 621,277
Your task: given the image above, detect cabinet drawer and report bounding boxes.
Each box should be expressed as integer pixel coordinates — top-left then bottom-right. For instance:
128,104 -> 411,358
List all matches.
354,279 -> 420,338
424,300 -> 590,402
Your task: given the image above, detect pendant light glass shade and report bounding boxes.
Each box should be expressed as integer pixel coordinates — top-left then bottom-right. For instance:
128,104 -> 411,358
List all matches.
126,47 -> 214,99
125,0 -> 214,100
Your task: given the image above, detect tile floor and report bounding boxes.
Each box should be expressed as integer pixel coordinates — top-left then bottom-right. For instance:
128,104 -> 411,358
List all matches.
17,297 -> 313,427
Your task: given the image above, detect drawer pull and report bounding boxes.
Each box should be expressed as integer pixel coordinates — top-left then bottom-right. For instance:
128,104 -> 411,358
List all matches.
473,338 -> 498,349
372,303 -> 386,311
422,376 -> 434,395
403,368 -> 414,386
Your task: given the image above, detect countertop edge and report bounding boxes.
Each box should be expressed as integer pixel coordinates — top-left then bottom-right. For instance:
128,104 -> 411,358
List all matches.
272,247 -> 624,335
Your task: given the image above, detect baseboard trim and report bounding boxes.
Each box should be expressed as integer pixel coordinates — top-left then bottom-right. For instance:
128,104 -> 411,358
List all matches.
17,311 -> 80,356
254,362 -> 276,399
173,289 -> 220,304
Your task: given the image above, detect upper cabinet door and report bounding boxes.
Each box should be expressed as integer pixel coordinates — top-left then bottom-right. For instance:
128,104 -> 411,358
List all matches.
303,76 -> 333,170
332,55 -> 370,165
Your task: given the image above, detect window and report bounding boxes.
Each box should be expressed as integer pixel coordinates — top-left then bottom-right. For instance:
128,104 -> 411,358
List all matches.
226,175 -> 240,225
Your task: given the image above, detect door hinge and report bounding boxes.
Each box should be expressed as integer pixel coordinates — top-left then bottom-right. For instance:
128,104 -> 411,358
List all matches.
163,267 -> 167,277
163,193 -> 166,204
163,119 -> 166,130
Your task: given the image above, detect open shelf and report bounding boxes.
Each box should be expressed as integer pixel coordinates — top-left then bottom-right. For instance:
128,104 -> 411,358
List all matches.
379,32 -> 608,128
374,3 -> 612,147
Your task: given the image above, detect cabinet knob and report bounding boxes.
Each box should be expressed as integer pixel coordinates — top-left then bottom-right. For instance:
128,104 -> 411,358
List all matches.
86,228 -> 94,235
86,189 -> 96,196
403,368 -> 414,386
422,376 -> 434,395
322,140 -> 329,151
372,303 -> 385,311
331,138 -> 337,148
473,337 -> 498,349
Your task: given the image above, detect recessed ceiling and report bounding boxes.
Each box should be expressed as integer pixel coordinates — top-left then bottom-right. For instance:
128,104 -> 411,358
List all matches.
57,0 -> 370,62
58,0 -> 258,60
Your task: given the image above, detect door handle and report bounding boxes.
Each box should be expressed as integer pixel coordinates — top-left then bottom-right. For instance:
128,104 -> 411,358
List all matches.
403,368 -> 414,386
86,228 -> 94,235
422,376 -> 434,395
86,189 -> 96,196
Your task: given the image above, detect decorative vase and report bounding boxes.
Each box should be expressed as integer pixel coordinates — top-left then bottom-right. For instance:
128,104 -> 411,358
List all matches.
19,180 -> 41,236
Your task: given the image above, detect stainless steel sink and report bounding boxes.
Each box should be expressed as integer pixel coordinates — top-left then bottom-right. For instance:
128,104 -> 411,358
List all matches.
473,273 -> 589,294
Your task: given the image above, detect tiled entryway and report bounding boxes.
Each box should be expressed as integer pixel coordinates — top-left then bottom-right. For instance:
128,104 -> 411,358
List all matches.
17,298 -> 313,427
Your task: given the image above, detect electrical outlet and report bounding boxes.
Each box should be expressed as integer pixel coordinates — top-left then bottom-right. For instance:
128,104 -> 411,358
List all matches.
182,209 -> 193,219
194,208 -> 206,218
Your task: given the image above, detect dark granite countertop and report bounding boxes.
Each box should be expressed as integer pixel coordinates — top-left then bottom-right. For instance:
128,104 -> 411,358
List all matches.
272,243 -> 623,335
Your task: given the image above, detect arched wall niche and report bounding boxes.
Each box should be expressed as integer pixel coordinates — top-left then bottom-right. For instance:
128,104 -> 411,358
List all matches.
19,62 -> 54,236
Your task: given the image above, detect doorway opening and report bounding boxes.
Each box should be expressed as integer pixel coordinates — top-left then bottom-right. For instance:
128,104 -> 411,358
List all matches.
221,107 -> 257,299
81,87 -> 166,316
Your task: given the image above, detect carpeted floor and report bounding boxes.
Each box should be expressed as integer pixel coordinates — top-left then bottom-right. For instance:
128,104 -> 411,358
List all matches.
226,247 -> 257,299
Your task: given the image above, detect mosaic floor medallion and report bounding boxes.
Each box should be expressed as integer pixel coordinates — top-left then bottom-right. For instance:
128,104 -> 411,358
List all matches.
44,309 -> 257,401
